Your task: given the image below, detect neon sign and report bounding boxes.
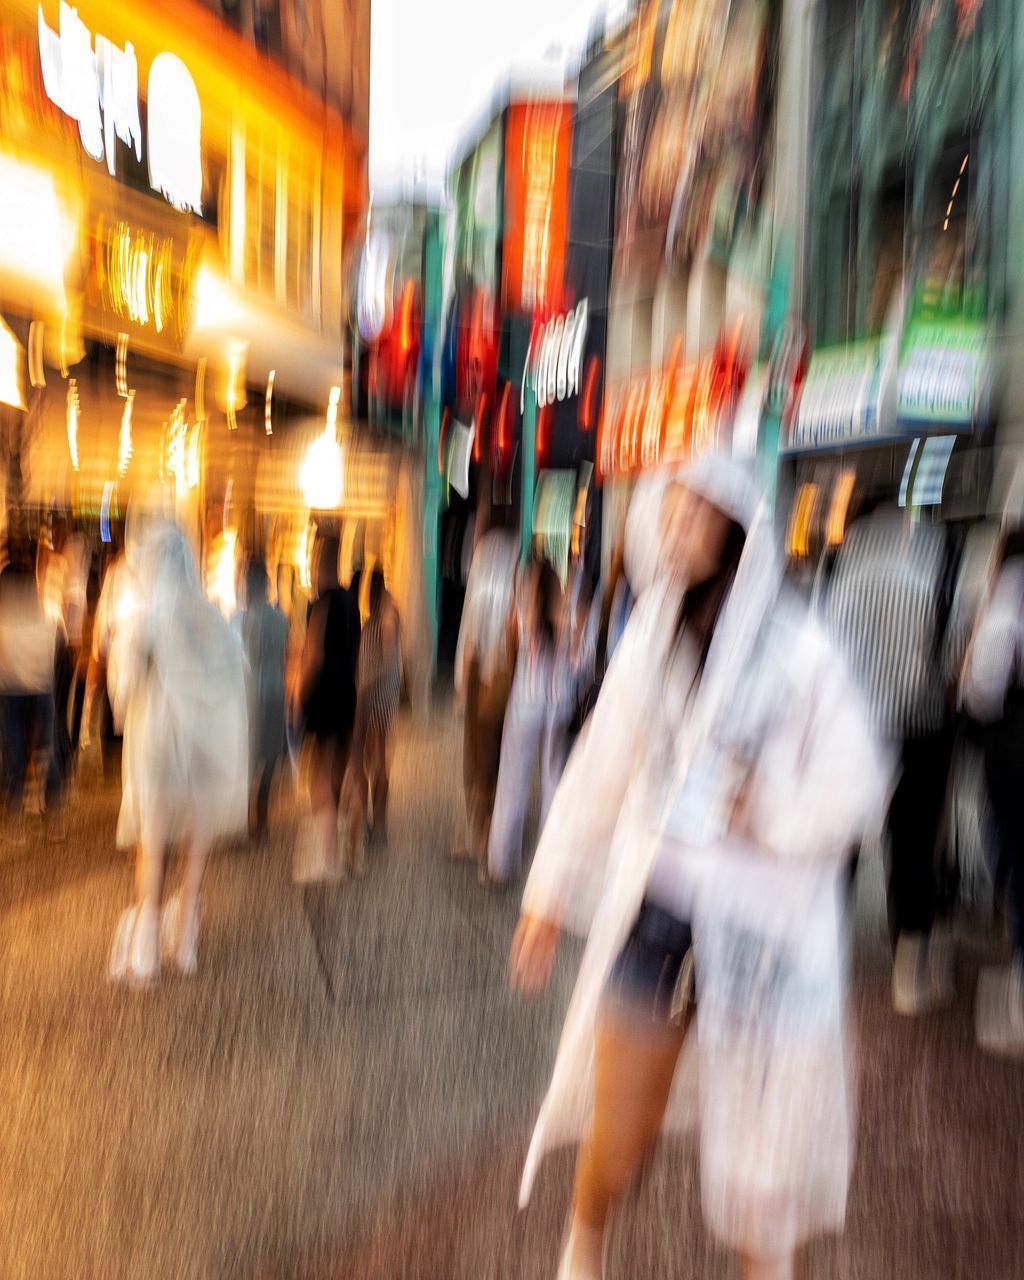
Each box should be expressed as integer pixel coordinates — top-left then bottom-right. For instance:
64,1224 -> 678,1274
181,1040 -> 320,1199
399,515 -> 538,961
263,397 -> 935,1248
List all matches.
37,3 -> 202,215
525,299 -> 588,410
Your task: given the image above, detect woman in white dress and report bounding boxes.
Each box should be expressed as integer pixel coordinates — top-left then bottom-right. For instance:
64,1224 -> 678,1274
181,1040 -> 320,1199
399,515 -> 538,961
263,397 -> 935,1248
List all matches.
107,520 -> 248,984
509,454 -> 889,1280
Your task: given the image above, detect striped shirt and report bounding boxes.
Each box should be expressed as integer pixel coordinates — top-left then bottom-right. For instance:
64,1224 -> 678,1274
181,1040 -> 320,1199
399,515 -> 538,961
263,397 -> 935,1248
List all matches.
825,511 -> 964,740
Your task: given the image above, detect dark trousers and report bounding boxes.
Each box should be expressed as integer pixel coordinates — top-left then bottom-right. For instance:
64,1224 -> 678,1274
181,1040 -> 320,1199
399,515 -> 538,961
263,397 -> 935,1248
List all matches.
886,727 -> 955,939
0,692 -> 57,814
985,761 -> 1024,961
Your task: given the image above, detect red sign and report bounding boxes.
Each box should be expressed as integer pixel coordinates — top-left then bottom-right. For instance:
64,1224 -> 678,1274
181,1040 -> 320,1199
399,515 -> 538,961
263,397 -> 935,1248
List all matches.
503,100 -> 572,317
597,337 -> 747,480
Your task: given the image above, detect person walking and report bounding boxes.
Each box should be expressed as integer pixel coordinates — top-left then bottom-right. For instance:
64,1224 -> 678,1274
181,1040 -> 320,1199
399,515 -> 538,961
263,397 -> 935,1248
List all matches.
237,559 -> 289,839
509,455 -> 887,1280
962,526 -> 1024,1056
453,528 -> 517,869
350,569 -> 401,852
0,538 -> 60,842
295,534 -> 361,880
486,557 -> 576,886
825,503 -> 965,1014
107,520 -> 248,985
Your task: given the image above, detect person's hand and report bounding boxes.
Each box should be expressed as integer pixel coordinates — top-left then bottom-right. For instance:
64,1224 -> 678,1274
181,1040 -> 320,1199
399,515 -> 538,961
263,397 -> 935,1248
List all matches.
509,914 -> 560,995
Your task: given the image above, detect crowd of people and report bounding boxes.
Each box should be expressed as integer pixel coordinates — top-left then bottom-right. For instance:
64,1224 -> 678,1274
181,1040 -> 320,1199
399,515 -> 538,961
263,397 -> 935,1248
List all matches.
0,517 -> 402,985
3,448 -> 1024,1277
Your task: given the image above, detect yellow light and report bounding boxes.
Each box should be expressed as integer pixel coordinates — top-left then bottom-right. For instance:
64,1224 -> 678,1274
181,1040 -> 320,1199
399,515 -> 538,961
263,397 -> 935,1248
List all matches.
265,368 -> 275,435
28,322 -> 46,390
195,356 -> 207,422
297,521 -> 313,591
787,482 -> 819,560
118,390 -> 134,475
210,529 -> 238,617
826,469 -> 857,547
115,332 -> 129,397
226,343 -> 247,430
0,319 -> 26,411
185,421 -> 202,490
166,398 -> 187,484
0,154 -> 74,310
67,378 -> 80,471
300,432 -> 344,510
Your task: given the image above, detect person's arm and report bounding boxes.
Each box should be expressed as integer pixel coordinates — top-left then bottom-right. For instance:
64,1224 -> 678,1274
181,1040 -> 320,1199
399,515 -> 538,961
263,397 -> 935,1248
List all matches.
297,600 -> 326,713
510,595 -> 656,993
962,563 -> 1024,723
735,622 -> 891,864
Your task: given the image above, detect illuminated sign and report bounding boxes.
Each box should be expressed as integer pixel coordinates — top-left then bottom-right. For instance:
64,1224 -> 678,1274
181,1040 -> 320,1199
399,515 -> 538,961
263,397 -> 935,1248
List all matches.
525,299 -> 588,410
37,3 -> 202,215
503,101 -> 571,315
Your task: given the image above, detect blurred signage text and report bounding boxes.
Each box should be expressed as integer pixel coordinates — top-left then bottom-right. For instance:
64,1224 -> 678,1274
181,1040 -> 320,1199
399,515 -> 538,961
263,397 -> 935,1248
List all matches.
37,2 -> 202,215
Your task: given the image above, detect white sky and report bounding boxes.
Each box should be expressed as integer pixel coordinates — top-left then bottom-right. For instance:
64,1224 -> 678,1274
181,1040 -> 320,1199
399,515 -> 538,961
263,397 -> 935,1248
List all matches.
369,0 -> 630,201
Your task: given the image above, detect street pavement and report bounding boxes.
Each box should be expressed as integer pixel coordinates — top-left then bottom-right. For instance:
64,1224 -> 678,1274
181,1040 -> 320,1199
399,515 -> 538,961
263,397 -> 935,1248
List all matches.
0,710 -> 1022,1280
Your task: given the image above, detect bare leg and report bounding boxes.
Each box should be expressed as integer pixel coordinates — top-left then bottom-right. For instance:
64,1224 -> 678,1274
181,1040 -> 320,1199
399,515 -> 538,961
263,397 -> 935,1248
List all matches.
174,827 -> 211,973
562,1000 -> 689,1273
309,738 -> 342,876
129,822 -> 167,979
741,1252 -> 805,1280
367,727 -> 389,839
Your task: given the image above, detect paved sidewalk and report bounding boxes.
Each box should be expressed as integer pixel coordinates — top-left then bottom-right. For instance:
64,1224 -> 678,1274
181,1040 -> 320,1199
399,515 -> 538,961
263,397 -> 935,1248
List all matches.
0,712 -> 1021,1279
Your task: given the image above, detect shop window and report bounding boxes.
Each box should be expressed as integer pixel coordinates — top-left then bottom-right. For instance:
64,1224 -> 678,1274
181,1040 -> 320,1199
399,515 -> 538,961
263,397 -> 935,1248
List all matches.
287,186 -> 314,317
865,173 -> 906,334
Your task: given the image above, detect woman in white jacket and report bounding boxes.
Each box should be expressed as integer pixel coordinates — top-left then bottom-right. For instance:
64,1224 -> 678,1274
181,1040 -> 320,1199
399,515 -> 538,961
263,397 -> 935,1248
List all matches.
509,454 -> 888,1280
107,520 -> 248,985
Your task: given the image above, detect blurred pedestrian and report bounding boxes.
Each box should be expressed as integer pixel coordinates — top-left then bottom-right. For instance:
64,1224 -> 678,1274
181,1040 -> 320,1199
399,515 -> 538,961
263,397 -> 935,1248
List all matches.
108,520 -> 248,985
237,559 -> 289,839
826,504 -> 965,1015
294,533 -> 361,880
83,536 -> 131,782
962,526 -> 1024,1056
510,455 -> 887,1280
0,538 -> 59,842
486,556 -> 575,886
348,569 -> 401,857
453,528 -> 517,868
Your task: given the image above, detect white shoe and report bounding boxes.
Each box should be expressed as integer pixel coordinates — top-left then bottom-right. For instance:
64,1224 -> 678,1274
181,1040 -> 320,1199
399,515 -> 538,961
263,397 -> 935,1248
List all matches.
927,927 -> 956,1007
892,932 -> 955,1016
161,894 -> 199,975
976,961 -> 1024,1059
109,907 -> 137,982
109,902 -> 159,986
556,1219 -> 605,1280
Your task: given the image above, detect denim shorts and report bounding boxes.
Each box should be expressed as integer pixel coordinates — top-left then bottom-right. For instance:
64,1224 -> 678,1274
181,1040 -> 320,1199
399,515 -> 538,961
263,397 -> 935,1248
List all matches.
607,900 -> 696,1023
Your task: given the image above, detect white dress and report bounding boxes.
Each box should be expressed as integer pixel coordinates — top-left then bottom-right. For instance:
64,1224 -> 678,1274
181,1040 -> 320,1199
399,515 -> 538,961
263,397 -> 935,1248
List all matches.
110,525 -> 248,852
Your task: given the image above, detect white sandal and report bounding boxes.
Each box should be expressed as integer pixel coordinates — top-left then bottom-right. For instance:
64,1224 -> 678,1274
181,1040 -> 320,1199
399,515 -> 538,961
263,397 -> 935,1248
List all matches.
161,893 -> 199,976
109,901 -> 160,987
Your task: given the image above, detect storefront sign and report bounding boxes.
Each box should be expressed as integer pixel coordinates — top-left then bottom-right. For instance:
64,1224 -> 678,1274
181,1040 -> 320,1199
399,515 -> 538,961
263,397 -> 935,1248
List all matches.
525,299 -> 588,410
598,347 -> 743,479
789,343 -> 882,450
503,100 -> 572,315
38,2 -> 202,214
897,318 -> 988,429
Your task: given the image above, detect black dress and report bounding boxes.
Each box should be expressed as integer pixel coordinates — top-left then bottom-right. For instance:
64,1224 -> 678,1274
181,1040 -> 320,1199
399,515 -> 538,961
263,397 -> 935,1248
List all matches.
304,586 -> 361,746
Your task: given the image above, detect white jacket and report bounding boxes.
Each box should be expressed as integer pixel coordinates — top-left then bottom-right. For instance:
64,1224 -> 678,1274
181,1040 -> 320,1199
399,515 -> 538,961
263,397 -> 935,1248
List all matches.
519,456 -> 890,1256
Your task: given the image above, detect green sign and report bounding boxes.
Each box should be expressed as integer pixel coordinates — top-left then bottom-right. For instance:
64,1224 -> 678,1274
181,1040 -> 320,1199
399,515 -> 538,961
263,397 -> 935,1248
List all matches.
897,316 -> 988,429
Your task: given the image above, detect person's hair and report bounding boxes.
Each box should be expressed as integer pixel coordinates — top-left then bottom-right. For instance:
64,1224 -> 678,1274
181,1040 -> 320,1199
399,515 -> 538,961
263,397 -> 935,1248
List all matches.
5,537 -> 36,577
531,558 -> 562,650
672,516 -> 747,674
999,525 -> 1024,568
369,568 -> 386,615
246,559 -> 269,606
314,534 -> 340,593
